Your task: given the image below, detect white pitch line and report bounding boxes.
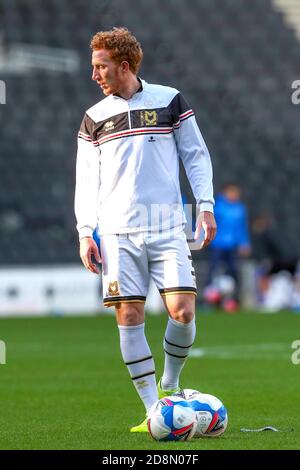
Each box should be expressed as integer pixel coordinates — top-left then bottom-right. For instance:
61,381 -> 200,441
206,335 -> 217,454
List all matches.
190,343 -> 291,360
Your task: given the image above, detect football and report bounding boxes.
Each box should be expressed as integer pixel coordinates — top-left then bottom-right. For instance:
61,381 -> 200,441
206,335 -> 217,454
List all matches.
177,389 -> 228,437
147,396 -> 197,441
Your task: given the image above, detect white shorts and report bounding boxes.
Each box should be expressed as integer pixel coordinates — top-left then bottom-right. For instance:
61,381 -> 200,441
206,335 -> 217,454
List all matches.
100,228 -> 197,307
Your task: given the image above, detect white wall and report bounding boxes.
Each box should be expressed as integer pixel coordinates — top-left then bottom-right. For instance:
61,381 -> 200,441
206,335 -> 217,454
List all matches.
0,266 -> 163,317
0,265 -> 100,316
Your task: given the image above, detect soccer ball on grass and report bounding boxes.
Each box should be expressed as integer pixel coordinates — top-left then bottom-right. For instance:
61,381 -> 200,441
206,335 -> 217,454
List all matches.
176,389 -> 228,437
147,396 -> 197,441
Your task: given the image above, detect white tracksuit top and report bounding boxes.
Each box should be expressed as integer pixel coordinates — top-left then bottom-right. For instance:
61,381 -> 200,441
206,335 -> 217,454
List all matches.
75,79 -> 214,238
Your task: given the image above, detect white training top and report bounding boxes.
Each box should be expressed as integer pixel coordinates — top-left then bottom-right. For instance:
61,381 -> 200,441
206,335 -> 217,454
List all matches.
75,79 -> 214,238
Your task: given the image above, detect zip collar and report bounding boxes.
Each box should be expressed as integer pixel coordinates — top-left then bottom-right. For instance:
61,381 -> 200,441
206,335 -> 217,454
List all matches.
113,77 -> 146,101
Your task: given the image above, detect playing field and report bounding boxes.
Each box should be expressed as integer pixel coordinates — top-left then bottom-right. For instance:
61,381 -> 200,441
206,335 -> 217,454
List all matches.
0,311 -> 299,450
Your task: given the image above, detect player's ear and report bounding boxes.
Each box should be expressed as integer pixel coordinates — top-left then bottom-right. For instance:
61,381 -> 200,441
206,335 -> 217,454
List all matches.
120,60 -> 130,73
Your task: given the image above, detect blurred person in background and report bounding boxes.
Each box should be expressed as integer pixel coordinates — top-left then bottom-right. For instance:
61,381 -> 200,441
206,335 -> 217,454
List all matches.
251,212 -> 297,276
251,213 -> 299,311
74,27 -> 216,433
204,183 -> 251,311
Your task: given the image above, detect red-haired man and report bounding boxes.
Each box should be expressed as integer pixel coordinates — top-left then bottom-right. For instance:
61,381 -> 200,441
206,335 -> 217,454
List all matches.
75,27 -> 216,432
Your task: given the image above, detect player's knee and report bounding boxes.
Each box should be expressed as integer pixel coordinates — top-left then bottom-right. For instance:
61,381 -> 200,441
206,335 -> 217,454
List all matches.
116,303 -> 144,326
170,307 -> 194,324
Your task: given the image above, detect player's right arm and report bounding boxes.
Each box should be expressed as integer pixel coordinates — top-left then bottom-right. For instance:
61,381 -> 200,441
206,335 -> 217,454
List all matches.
79,236 -> 101,274
75,113 -> 101,273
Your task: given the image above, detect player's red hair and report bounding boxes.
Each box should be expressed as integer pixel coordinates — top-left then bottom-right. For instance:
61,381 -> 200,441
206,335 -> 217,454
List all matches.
90,27 -> 143,74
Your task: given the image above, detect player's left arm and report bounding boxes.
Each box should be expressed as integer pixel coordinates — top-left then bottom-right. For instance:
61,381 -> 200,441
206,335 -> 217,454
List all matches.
194,210 -> 217,249
173,93 -> 217,248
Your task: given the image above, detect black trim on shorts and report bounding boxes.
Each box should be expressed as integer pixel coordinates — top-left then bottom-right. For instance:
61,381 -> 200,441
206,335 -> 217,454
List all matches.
159,287 -> 197,295
103,295 -> 146,306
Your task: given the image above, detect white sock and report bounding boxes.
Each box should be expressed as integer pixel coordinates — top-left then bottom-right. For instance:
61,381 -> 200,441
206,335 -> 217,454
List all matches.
118,323 -> 158,413
162,316 -> 196,390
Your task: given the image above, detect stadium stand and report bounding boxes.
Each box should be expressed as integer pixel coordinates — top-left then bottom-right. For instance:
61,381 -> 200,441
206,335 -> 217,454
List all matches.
0,0 -> 299,265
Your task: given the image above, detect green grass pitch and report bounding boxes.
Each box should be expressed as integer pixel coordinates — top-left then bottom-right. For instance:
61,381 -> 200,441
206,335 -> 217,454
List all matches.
0,311 -> 299,450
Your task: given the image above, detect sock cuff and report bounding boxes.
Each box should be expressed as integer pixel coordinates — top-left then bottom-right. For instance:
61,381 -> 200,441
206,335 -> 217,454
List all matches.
118,323 -> 145,331
168,316 -> 195,329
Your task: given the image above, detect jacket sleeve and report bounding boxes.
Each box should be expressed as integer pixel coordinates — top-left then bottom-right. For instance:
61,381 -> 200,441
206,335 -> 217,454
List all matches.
171,93 -> 214,213
74,113 -> 101,240
237,205 -> 251,248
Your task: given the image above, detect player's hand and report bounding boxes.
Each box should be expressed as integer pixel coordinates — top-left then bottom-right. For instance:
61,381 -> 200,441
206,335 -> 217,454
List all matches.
194,211 -> 217,249
79,236 -> 101,274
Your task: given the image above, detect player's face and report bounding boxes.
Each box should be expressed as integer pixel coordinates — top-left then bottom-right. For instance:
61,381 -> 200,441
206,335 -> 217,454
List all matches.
91,49 -> 124,96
